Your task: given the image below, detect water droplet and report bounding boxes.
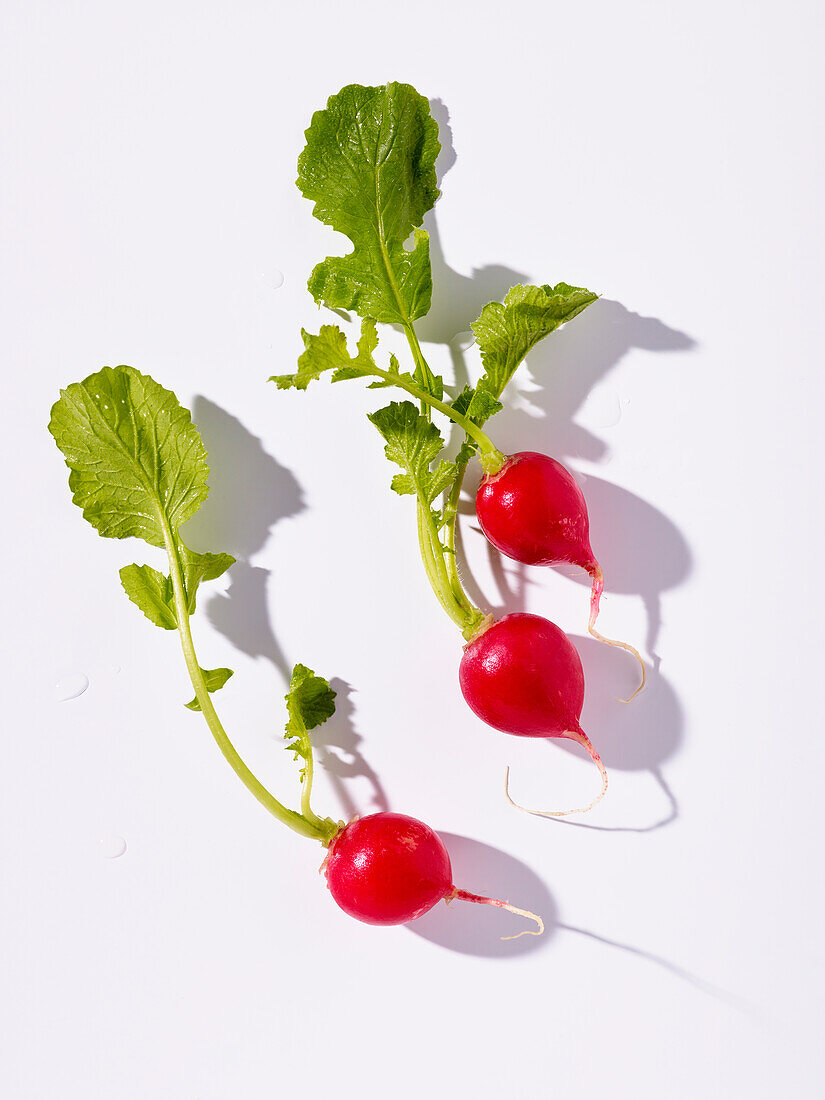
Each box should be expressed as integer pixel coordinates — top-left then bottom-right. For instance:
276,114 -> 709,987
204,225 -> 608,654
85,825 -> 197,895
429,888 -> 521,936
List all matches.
100,835 -> 127,859
262,269 -> 284,290
55,673 -> 89,701
451,330 -> 474,349
579,386 -> 622,429
109,663 -> 121,675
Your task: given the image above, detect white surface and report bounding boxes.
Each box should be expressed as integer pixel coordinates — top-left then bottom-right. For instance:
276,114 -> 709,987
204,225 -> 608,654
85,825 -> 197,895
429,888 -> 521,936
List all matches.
2,1 -> 824,1097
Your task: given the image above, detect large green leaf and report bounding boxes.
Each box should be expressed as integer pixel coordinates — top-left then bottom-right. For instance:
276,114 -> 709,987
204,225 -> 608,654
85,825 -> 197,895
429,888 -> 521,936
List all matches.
50,366 -> 235,707
48,365 -> 208,548
297,82 -> 440,325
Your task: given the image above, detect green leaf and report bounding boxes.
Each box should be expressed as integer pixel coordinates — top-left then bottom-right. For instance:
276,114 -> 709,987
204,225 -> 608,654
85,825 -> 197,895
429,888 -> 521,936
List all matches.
51,365 -> 233,704
120,563 -> 177,630
284,664 -> 337,777
179,543 -> 235,615
270,319 -> 379,390
469,283 -> 599,423
48,365 -> 209,548
185,667 -> 234,711
297,82 -> 440,324
368,401 -> 456,505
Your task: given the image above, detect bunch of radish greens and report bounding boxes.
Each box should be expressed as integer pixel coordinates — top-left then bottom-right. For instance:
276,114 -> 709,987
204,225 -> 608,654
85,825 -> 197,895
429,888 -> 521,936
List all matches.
49,366 -> 542,937
273,81 -> 645,816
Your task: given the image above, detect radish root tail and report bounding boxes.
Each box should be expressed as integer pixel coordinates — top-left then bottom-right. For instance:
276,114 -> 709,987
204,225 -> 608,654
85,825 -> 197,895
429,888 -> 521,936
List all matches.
588,565 -> 646,702
448,887 -> 544,940
504,728 -> 608,819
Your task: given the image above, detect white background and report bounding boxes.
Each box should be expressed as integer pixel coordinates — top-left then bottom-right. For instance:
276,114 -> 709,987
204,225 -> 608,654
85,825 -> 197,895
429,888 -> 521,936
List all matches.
2,1 -> 824,1097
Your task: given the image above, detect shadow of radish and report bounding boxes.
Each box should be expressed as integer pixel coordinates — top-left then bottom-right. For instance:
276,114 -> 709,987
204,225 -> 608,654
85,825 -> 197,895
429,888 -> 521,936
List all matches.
409,832 -> 556,958
412,833 -> 750,1010
507,635 -> 684,833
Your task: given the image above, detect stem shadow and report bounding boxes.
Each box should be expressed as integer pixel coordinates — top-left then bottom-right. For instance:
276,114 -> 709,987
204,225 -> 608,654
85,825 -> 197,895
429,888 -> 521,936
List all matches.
186,396 -> 388,818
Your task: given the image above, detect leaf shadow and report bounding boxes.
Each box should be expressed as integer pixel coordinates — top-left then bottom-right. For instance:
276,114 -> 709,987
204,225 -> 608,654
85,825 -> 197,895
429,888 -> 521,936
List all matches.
185,396 -> 388,817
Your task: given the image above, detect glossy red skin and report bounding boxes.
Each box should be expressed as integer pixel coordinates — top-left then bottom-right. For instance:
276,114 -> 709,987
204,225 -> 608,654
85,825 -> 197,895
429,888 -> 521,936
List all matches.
476,451 -> 597,572
459,613 -> 585,738
324,813 -> 453,926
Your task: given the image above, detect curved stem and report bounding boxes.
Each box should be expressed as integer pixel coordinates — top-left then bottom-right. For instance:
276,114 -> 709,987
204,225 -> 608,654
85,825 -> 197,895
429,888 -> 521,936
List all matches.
371,358 -> 505,473
161,521 -> 336,844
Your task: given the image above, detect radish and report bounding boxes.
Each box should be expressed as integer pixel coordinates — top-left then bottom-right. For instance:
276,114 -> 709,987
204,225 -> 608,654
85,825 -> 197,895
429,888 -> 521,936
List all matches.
283,81 -> 645,816
50,364 -> 542,939
323,811 -> 543,936
459,613 -> 608,815
476,451 -> 646,699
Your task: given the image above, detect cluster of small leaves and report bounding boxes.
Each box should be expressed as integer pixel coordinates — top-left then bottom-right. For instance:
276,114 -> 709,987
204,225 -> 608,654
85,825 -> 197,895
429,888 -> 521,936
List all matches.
283,664 -> 337,781
368,401 -> 457,531
272,318 -> 381,390
49,365 -> 236,709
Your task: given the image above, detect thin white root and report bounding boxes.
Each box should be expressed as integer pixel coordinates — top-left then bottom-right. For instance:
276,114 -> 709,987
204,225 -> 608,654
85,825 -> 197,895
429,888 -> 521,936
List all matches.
588,566 -> 646,701
588,623 -> 647,702
504,731 -> 608,819
449,887 -> 544,940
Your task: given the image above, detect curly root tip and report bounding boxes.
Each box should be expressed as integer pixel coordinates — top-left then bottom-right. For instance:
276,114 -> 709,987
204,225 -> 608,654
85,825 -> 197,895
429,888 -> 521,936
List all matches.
504,729 -> 608,819
447,887 -> 545,940
588,566 -> 646,702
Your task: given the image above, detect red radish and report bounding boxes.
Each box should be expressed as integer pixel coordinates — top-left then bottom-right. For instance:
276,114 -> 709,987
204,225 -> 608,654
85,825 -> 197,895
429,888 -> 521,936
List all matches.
476,451 -> 645,698
323,812 -> 543,937
459,613 -> 607,816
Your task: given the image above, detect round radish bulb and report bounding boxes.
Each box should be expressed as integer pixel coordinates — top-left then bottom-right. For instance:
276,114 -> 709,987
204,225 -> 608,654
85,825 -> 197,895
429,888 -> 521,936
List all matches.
476,451 -> 644,698
324,812 -> 452,925
459,613 -> 607,815
323,812 -> 542,936
477,451 -> 596,572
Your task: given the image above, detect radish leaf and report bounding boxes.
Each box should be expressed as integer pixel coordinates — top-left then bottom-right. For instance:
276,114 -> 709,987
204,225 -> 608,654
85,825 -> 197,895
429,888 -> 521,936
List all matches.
50,365 -> 235,702
298,82 -> 440,324
368,401 -> 455,507
469,283 -> 599,423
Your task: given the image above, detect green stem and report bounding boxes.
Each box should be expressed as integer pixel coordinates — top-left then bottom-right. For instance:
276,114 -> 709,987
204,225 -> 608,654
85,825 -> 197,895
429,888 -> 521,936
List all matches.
371,358 -> 506,475
403,322 -> 438,418
443,459 -> 469,601
392,324 -> 490,641
161,520 -> 337,845
415,495 -> 471,632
